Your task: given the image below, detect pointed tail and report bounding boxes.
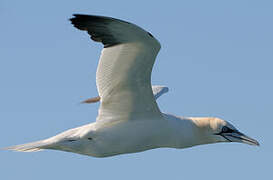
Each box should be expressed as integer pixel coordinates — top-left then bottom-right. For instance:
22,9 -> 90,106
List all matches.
3,140 -> 49,152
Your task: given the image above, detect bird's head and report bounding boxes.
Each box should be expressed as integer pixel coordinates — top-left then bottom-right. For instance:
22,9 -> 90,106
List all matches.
192,117 -> 259,146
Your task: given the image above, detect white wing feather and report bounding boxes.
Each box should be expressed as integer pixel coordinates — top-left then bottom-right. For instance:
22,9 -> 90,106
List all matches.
70,15 -> 162,122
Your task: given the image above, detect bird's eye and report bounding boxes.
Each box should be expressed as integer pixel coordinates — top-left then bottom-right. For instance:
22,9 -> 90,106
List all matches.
221,126 -> 233,133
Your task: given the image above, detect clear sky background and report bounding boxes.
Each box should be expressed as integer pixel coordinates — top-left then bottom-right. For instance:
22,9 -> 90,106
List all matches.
0,0 -> 272,179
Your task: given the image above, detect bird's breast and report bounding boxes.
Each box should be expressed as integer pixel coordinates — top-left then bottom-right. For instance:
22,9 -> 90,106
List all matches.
88,119 -> 171,157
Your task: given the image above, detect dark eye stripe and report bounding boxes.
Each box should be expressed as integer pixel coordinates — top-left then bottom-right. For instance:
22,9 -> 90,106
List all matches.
222,126 -> 234,133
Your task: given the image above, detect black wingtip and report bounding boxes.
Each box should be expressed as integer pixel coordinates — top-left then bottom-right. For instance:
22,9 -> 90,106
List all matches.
70,14 -> 93,31
71,14 -> 90,19
69,14 -> 130,48
69,14 -> 90,23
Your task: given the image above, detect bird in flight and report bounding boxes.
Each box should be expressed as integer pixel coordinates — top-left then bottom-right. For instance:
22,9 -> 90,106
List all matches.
4,14 -> 259,157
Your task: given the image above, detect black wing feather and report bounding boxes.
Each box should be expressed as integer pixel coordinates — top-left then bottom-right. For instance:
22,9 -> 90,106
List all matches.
70,14 -> 128,48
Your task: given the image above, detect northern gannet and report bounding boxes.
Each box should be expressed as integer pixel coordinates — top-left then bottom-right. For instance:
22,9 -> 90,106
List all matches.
4,14 -> 259,157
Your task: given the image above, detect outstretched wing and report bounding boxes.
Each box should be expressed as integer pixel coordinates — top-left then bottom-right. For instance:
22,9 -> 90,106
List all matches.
81,85 -> 169,104
70,14 -> 162,122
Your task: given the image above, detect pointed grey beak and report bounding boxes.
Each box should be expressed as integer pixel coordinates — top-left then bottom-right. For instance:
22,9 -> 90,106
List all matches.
222,131 -> 260,146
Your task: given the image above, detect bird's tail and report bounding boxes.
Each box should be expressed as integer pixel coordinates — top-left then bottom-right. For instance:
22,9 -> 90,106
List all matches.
3,140 -> 49,152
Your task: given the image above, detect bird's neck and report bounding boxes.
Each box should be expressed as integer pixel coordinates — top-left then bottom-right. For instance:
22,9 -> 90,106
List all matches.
163,114 -> 213,148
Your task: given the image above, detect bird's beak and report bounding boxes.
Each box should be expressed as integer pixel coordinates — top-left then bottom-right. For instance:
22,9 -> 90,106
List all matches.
221,131 -> 260,146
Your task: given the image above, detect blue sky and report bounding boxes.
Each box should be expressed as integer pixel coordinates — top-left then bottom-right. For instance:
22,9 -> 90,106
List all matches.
0,0 -> 272,179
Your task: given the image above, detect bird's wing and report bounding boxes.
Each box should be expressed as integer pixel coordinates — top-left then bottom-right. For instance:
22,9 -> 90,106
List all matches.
81,85 -> 169,104
70,14 -> 162,122
152,85 -> 169,100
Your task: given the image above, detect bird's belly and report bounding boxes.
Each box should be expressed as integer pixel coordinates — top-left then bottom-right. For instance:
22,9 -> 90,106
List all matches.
85,120 -> 169,157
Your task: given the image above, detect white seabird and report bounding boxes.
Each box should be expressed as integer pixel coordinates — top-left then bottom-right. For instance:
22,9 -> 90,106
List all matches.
4,14 -> 259,157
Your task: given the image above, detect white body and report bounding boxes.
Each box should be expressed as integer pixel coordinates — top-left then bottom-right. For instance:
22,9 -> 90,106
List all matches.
35,114 -> 201,157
